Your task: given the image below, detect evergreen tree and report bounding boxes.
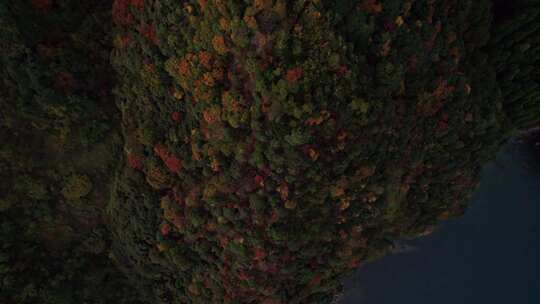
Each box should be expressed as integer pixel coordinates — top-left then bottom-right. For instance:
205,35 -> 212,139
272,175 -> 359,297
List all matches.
490,0 -> 540,129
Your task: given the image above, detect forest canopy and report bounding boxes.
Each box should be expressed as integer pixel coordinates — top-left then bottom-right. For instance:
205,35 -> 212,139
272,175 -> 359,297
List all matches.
1,0 -> 539,303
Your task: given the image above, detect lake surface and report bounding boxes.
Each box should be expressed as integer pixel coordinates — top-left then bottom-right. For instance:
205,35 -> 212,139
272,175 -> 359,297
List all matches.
340,140 -> 540,304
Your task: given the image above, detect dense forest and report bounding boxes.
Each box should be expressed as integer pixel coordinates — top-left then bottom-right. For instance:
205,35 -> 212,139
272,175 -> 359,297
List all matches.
1,0 -> 539,303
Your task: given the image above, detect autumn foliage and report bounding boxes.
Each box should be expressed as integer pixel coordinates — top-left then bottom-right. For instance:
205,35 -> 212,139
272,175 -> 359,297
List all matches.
2,0 -> 540,303
107,0 -> 532,303
0,1 -> 142,303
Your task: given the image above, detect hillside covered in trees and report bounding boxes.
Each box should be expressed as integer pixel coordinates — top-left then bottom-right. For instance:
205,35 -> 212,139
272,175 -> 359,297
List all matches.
1,0 -> 539,303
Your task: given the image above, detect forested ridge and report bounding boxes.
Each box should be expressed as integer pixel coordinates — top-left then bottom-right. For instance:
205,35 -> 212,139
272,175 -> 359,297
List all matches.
1,1 -> 539,303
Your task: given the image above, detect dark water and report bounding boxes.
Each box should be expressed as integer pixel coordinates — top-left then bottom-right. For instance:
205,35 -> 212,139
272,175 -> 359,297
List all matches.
340,141 -> 540,304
